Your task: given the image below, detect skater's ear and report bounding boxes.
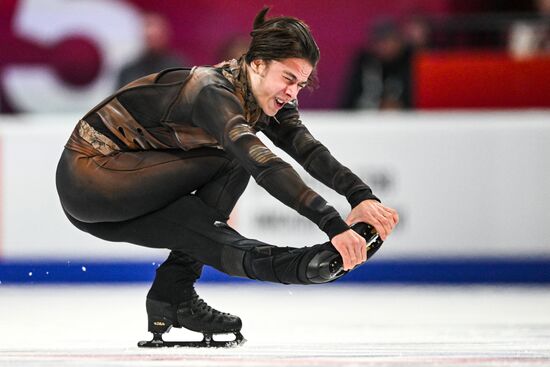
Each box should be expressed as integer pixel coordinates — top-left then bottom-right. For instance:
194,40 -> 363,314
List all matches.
250,59 -> 268,76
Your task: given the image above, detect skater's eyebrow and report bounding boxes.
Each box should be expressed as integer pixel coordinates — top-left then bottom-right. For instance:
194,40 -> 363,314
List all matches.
282,71 -> 308,87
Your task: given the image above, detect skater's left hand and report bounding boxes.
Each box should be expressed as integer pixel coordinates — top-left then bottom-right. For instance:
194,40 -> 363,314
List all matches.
346,200 -> 399,241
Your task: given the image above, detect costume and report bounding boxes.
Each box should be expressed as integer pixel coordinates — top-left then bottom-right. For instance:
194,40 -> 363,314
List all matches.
116,51 -> 183,89
55,58 -> 379,346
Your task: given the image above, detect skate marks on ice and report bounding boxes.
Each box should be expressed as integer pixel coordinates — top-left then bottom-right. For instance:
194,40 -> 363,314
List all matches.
0,284 -> 550,366
2,330 -> 550,366
1,342 -> 549,367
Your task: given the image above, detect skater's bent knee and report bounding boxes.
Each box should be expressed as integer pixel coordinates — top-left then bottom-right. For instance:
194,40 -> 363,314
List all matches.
302,245 -> 346,284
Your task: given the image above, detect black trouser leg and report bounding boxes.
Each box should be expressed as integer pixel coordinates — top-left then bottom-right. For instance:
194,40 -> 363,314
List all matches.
57,148 -> 251,303
63,195 -> 338,286
195,157 -> 250,219
149,159 -> 250,303
147,251 -> 203,305
58,148 -> 340,293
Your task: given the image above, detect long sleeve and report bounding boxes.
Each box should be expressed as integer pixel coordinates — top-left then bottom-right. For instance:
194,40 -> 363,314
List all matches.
190,83 -> 349,239
262,104 -> 380,208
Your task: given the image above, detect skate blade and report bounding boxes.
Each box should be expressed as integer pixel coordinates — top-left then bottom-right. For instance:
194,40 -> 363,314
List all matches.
138,331 -> 246,348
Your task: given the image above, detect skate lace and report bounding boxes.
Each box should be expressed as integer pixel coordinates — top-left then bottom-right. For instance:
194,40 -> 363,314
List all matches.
188,293 -> 231,320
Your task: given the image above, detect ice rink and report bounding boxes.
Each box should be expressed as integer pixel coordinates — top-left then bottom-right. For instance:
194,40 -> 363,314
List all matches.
1,284 -> 549,366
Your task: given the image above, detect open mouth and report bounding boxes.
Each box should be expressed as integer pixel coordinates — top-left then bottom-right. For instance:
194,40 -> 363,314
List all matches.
275,97 -> 285,108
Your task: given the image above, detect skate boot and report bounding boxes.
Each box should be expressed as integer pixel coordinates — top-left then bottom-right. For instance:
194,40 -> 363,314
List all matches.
138,288 -> 245,348
306,222 -> 383,283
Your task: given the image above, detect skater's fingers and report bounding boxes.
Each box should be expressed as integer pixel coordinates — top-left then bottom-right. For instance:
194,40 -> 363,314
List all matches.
345,211 -> 359,226
347,240 -> 360,269
388,209 -> 399,228
380,215 -> 392,240
346,212 -> 356,226
354,232 -> 367,264
381,207 -> 397,228
342,247 -> 353,271
350,231 -> 367,267
385,209 -> 399,235
331,232 -> 353,270
371,218 -> 387,241
350,237 -> 362,268
377,208 -> 395,239
392,209 -> 400,229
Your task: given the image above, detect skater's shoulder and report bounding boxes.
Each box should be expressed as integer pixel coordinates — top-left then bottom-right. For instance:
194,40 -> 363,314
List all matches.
188,65 -> 236,94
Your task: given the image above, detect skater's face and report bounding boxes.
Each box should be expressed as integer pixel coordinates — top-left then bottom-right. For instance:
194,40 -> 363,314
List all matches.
248,58 -> 313,116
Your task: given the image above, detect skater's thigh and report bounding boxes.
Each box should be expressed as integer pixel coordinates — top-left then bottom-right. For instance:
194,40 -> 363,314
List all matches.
56,148 -> 231,223
63,195 -> 270,269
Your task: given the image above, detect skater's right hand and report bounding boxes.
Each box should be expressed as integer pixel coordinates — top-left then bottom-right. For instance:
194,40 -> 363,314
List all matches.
331,229 -> 367,271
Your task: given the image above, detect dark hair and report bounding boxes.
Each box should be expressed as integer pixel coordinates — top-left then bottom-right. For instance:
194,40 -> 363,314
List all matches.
245,8 -> 320,86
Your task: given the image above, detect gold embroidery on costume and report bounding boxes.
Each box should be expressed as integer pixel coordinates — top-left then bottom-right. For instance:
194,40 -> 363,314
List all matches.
249,145 -> 277,165
228,123 -> 255,142
78,120 -> 120,155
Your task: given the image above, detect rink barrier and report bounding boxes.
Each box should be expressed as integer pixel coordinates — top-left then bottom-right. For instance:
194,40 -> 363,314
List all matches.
1,112 -> 549,284
1,258 -> 549,284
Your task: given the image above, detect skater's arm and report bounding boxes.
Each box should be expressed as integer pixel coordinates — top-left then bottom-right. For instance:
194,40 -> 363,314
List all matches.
191,84 -> 349,239
263,104 -> 378,208
265,105 -> 399,241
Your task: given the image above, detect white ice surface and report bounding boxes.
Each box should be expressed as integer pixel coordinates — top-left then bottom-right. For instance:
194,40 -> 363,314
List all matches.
1,284 -> 549,366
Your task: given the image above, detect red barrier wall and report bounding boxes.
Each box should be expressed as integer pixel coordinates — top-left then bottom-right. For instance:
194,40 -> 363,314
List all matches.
415,52 -> 550,108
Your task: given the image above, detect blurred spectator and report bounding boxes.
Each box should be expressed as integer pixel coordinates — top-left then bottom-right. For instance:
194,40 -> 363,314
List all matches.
341,20 -> 413,110
508,0 -> 550,58
217,35 -> 249,62
402,15 -> 432,51
117,12 -> 186,88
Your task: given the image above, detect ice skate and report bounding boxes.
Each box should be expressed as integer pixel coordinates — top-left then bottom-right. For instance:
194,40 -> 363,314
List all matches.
352,221 -> 384,259
138,289 -> 245,348
306,222 -> 384,283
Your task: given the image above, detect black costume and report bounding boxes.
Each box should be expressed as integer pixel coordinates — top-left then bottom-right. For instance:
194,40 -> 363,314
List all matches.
56,58 -> 378,304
